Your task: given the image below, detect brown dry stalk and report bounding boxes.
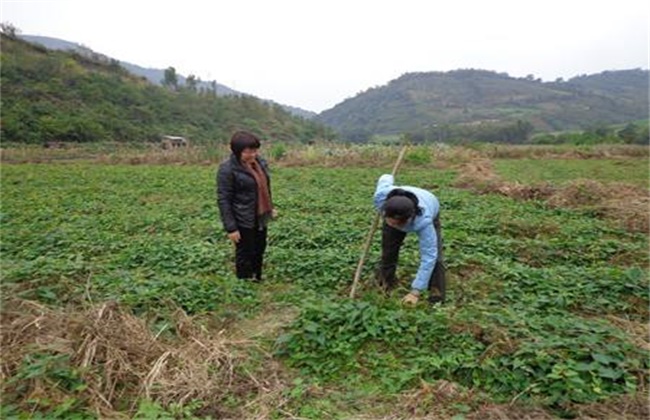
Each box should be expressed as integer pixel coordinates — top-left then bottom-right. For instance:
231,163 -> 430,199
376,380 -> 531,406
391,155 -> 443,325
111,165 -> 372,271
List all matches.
602,315 -> 650,352
453,160 -> 649,233
0,299 -> 288,418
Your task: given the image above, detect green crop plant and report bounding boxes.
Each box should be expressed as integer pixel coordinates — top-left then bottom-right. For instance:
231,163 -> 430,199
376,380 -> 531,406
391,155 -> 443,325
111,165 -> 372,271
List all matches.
1,154 -> 647,418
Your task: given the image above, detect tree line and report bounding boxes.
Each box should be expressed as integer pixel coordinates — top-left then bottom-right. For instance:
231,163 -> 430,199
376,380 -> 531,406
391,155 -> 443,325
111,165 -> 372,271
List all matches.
0,32 -> 336,145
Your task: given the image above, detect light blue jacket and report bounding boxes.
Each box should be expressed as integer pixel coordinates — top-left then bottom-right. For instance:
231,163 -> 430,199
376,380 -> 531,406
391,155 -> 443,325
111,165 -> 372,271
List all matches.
373,174 -> 440,292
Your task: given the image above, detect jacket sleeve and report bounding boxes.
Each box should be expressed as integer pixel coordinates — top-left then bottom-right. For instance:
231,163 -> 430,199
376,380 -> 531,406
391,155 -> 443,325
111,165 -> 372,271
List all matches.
216,164 -> 238,233
411,222 -> 438,291
373,174 -> 394,212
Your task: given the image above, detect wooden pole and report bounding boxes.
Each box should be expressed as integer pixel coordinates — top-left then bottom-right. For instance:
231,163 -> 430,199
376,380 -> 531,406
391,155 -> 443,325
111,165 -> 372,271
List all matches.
349,145 -> 408,298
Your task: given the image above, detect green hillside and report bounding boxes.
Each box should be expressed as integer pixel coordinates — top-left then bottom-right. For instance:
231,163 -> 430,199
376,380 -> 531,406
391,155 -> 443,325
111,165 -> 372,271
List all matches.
0,34 -> 335,145
316,69 -> 649,142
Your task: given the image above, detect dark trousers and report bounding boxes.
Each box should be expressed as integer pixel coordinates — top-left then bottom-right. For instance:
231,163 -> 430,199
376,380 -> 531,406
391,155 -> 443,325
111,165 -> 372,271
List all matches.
378,215 -> 446,302
235,227 -> 267,281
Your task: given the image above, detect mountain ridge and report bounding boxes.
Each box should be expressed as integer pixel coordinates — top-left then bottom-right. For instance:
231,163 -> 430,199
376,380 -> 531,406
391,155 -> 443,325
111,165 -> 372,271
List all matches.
15,34 -> 648,143
1,33 -> 333,144
20,34 -> 317,119
316,68 -> 648,141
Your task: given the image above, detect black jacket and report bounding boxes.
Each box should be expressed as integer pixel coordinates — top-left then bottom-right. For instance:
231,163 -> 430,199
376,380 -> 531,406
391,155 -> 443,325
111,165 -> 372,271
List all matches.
216,154 -> 271,232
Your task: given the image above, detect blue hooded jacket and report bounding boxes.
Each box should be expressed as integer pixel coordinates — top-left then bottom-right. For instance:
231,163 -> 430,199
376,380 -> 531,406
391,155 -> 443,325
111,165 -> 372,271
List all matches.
373,174 -> 440,292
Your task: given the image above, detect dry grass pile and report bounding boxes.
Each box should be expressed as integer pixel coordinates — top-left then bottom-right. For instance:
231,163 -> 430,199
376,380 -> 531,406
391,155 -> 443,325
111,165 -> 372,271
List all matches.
0,145 -> 99,164
482,144 -> 649,160
602,315 -> 650,352
95,146 -> 227,166
277,144 -> 460,169
464,393 -> 649,420
395,379 -> 555,420
548,180 -> 650,233
280,146 -> 368,168
393,379 -> 648,420
397,379 -> 480,418
569,392 -> 650,419
453,162 -> 649,233
2,144 -> 648,167
0,299 -> 288,418
453,159 -> 501,189
0,144 -> 228,165
432,146 -> 483,167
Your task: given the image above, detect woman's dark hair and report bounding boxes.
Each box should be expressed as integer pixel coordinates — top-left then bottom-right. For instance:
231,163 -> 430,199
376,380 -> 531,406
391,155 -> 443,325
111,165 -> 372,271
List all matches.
230,131 -> 261,159
383,189 -> 421,221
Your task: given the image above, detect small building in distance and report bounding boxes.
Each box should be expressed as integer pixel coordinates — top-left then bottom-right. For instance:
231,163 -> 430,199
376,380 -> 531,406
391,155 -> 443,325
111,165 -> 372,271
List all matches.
161,135 -> 189,149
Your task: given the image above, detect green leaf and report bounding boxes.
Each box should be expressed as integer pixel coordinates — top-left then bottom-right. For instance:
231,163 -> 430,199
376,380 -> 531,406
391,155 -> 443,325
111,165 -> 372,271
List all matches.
592,353 -> 614,365
598,367 -> 622,379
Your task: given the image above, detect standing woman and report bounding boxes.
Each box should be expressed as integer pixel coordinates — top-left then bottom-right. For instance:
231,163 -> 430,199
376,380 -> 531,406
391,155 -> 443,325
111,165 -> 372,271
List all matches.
217,131 -> 274,281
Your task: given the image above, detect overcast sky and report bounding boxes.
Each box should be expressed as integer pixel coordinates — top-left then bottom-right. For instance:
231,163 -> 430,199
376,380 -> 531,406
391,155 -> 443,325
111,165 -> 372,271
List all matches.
2,0 -> 648,113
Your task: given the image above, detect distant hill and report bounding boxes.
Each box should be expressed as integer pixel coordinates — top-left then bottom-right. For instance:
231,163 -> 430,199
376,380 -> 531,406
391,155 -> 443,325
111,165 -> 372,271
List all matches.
1,34 -> 333,144
316,69 -> 649,142
20,34 -> 317,119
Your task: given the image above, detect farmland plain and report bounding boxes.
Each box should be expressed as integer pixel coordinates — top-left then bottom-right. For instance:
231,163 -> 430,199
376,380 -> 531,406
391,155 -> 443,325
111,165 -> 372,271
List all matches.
1,145 -> 648,419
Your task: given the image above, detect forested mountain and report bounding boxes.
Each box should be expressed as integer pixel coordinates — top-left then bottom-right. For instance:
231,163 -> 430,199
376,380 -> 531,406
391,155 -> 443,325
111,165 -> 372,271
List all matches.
316,69 -> 649,142
19,34 -> 317,119
0,34 -> 333,145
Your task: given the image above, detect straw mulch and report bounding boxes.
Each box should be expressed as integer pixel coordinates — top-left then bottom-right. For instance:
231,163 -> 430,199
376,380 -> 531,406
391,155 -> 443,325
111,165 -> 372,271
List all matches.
0,299 -> 289,419
453,160 -> 649,233
390,378 -> 649,420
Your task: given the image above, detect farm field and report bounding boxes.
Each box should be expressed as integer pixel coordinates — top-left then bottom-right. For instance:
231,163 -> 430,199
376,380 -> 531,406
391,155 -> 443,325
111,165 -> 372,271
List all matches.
493,158 -> 649,187
1,146 -> 648,419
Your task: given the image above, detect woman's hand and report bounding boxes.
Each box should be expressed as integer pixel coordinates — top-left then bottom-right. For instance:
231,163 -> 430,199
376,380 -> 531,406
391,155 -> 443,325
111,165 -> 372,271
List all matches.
227,230 -> 241,244
401,291 -> 420,305
272,209 -> 279,219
